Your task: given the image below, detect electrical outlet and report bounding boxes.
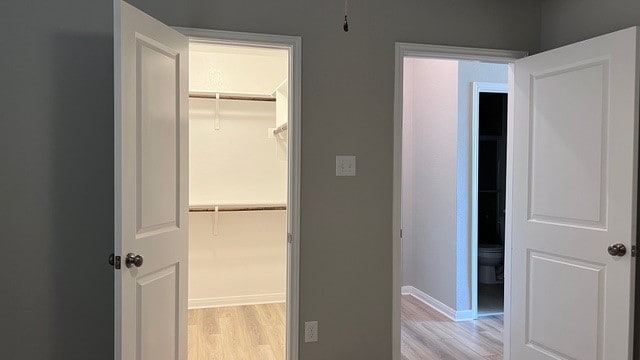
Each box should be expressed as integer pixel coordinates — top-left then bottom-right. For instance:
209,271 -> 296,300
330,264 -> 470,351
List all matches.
304,321 -> 318,342
336,155 -> 356,176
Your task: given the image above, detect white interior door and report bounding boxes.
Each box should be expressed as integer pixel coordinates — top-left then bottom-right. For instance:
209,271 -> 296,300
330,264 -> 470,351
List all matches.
510,27 -> 639,359
114,1 -> 189,359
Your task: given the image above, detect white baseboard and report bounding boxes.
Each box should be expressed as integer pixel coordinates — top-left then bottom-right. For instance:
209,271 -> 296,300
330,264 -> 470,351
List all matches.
455,309 -> 475,321
188,293 -> 286,309
401,286 -> 474,322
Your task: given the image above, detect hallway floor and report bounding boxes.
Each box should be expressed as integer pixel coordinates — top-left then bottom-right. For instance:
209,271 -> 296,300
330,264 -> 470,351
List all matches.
401,295 -> 503,360
189,296 -> 502,359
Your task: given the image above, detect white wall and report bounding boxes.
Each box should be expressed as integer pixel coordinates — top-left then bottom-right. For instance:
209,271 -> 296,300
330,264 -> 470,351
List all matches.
275,80 -> 289,128
402,58 -> 459,309
188,211 -> 287,307
401,60 -> 415,286
188,46 -> 288,306
402,59 -> 507,312
455,61 -> 508,311
189,98 -> 287,205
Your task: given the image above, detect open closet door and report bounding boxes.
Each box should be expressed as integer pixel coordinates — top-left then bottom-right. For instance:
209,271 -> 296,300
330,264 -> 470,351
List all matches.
510,27 -> 639,359
114,1 -> 189,359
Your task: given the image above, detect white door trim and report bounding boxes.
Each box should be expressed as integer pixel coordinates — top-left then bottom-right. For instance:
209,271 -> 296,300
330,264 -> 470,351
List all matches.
174,27 -> 302,360
392,42 -> 526,360
471,82 -> 509,319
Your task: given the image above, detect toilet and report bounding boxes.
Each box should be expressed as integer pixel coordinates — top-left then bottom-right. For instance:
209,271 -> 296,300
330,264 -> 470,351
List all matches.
478,244 -> 504,284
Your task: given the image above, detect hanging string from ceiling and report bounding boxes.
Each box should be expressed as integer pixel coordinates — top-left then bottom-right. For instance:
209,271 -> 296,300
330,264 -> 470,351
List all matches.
343,0 -> 349,32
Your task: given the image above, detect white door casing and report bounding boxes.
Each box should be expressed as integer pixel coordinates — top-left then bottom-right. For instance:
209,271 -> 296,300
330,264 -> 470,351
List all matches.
510,27 -> 639,359
115,1 -> 189,359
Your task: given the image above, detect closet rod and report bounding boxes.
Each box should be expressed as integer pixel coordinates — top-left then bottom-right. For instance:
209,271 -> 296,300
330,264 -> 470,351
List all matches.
189,205 -> 286,212
189,93 -> 276,102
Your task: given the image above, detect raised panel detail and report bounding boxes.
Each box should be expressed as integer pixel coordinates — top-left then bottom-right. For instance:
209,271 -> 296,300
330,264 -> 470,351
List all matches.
528,60 -> 609,229
137,265 -> 179,360
136,36 -> 180,237
526,251 -> 604,360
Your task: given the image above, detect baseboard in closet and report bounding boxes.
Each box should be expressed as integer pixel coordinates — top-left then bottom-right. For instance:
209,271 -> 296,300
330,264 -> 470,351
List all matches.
188,293 -> 286,309
401,286 -> 474,322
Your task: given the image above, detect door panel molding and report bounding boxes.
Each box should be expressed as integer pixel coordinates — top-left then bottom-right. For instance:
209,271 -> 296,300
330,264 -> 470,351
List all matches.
527,58 -> 610,230
511,27 -> 638,360
115,1 -> 189,359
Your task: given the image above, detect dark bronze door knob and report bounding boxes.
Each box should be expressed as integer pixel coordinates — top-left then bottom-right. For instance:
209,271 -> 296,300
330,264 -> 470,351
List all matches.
607,243 -> 627,257
125,253 -> 144,268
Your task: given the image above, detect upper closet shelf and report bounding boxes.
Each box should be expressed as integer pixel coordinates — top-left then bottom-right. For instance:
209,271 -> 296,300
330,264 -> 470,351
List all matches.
189,91 -> 275,102
189,203 -> 286,212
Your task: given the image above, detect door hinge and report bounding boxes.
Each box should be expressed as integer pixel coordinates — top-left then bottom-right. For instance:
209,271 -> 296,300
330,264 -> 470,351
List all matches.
632,245 -> 636,257
400,229 -> 403,239
287,233 -> 293,244
109,253 -> 121,269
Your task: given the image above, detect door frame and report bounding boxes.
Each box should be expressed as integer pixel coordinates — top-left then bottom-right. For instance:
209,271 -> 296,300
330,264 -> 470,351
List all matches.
392,43 -> 526,360
174,27 -> 302,360
471,81 -> 509,319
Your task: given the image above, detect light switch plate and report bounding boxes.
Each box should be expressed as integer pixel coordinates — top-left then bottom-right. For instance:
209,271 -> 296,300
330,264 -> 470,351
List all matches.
336,155 -> 356,176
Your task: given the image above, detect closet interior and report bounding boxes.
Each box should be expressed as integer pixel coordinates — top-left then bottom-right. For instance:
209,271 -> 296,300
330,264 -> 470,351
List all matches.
187,42 -> 289,360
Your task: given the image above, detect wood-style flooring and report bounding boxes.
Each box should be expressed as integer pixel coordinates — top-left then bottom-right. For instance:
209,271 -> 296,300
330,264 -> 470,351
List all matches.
402,295 -> 504,360
188,303 -> 285,360
188,296 -> 503,360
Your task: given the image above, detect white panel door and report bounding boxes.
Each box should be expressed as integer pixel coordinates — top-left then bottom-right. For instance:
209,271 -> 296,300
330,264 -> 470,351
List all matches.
510,27 -> 639,359
114,1 -> 188,359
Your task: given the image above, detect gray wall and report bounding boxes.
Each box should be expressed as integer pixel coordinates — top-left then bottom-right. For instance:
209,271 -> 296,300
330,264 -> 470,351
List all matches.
540,0 -> 640,50
0,0 -> 541,359
1,1 -> 116,359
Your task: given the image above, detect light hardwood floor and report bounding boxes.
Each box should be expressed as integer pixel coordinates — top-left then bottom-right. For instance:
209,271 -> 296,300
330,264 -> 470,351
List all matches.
188,303 -> 285,360
189,296 -> 503,360
402,295 -> 504,360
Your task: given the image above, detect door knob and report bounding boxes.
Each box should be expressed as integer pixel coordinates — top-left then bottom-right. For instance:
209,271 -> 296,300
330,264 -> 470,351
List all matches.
125,253 -> 144,268
607,243 -> 627,257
